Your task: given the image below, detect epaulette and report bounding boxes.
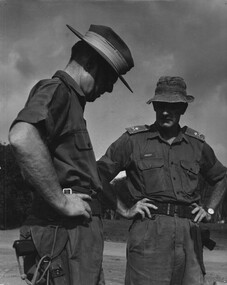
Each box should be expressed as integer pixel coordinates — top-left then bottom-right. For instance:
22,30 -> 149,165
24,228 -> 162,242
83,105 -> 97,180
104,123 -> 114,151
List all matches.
185,127 -> 205,141
126,125 -> 150,135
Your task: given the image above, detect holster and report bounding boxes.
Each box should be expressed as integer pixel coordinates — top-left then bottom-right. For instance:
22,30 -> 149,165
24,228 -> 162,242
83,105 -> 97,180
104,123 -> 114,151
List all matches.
201,228 -> 216,251
31,225 -> 69,284
190,224 -> 206,275
13,224 -> 70,285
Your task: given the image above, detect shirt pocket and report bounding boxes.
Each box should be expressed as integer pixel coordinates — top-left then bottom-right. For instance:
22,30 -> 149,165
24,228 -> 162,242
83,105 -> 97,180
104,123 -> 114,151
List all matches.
180,160 -> 200,195
138,158 -> 165,196
74,130 -> 93,151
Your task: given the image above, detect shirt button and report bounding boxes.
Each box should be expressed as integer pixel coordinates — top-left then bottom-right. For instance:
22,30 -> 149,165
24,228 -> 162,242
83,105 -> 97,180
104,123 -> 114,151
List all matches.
88,143 -> 91,148
173,177 -> 176,180
171,162 -> 174,165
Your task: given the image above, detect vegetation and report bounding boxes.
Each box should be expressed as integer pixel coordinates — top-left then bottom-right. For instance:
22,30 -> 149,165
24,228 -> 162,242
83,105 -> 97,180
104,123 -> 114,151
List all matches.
102,218 -> 227,243
111,176 -> 227,223
0,142 -> 226,229
0,143 -> 32,229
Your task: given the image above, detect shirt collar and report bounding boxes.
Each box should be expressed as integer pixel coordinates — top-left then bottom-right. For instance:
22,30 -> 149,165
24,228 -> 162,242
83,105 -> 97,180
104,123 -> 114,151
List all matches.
176,130 -> 189,143
52,70 -> 86,99
181,126 -> 189,143
147,123 -> 189,143
146,124 -> 160,139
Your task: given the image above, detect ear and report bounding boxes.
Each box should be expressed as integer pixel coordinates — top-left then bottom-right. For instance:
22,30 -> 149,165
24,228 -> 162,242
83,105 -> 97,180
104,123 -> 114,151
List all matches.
84,54 -> 99,73
180,103 -> 188,115
152,102 -> 157,111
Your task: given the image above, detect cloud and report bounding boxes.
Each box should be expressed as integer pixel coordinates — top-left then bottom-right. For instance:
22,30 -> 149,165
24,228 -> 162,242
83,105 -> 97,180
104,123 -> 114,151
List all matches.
0,1 -> 226,166
15,52 -> 35,78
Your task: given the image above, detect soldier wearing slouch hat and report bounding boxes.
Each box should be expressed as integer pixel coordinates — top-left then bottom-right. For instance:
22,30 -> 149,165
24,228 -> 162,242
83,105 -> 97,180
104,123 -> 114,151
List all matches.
9,23 -> 134,285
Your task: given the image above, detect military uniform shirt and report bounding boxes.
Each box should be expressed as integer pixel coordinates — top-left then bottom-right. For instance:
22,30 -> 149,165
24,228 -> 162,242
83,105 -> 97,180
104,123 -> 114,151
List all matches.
98,123 -> 226,204
12,70 -> 102,195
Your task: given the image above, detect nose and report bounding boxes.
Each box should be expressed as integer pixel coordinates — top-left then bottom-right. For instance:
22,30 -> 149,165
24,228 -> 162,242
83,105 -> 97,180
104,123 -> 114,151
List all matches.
162,109 -> 170,116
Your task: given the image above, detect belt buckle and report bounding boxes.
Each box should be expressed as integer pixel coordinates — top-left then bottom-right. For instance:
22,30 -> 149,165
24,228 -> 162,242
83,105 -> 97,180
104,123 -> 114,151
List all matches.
167,203 -> 176,216
167,203 -> 171,215
63,188 -> 72,195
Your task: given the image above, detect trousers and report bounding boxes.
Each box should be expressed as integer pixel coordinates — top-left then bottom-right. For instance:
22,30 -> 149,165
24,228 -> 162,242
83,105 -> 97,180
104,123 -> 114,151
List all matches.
125,215 -> 204,285
20,215 -> 105,285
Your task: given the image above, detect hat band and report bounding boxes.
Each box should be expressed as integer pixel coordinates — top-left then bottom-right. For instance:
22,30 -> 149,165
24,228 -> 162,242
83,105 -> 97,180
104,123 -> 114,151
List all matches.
84,31 -> 129,74
155,86 -> 187,96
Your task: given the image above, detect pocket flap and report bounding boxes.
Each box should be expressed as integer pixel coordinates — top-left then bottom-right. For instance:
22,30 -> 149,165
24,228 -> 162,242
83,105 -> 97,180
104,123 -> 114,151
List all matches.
138,158 -> 164,170
180,160 -> 199,174
74,130 -> 92,150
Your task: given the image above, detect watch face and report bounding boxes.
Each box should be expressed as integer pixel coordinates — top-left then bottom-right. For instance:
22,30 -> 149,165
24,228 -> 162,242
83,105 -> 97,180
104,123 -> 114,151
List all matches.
208,208 -> 214,215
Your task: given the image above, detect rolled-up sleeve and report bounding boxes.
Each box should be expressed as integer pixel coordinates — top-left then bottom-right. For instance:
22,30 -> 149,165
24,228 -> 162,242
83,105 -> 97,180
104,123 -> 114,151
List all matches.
97,133 -> 132,209
11,80 -> 70,142
98,133 -> 132,182
200,142 -> 227,185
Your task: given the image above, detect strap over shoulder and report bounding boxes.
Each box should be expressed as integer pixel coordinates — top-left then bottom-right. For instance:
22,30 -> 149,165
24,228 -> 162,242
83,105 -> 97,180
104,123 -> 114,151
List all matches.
126,125 -> 150,135
184,127 -> 205,141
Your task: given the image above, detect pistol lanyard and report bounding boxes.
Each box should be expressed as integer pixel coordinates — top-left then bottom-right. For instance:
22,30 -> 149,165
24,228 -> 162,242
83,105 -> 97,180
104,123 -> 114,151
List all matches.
17,225 -> 59,285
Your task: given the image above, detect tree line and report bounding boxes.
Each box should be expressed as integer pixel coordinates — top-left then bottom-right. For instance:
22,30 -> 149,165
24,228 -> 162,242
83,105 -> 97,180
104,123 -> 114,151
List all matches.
0,143 -> 226,229
0,143 -> 32,229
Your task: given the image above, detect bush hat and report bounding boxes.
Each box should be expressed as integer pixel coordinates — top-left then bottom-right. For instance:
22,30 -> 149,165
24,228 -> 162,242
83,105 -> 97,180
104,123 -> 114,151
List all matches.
146,76 -> 194,104
67,24 -> 134,93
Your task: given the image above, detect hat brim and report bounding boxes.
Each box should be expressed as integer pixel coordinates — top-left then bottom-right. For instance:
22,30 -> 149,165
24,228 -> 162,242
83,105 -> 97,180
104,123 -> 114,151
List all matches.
66,24 -> 133,93
146,94 -> 194,105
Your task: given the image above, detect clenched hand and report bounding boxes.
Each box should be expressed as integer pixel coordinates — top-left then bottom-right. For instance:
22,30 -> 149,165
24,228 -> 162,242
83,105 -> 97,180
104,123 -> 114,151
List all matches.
62,193 -> 92,219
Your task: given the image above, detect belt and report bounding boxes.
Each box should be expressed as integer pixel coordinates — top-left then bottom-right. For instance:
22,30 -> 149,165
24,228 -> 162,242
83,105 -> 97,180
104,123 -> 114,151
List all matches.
63,187 -> 102,216
149,201 -> 195,219
32,188 -> 102,221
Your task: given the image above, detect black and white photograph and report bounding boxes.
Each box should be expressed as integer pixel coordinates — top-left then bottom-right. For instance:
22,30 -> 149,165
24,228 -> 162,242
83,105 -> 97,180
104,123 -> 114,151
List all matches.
0,1 -> 227,284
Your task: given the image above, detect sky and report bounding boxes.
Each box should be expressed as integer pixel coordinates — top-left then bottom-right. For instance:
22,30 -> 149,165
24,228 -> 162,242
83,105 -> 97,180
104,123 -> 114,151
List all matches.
0,0 -> 227,166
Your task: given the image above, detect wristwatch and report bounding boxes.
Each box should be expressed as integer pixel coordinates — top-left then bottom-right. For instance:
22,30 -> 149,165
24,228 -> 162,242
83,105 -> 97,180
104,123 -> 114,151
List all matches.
205,207 -> 215,215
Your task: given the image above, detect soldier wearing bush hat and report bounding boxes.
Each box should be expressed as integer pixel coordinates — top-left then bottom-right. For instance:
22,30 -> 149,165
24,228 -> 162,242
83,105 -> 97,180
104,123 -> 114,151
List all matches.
146,76 -> 194,103
9,24 -> 134,285
98,76 -> 227,285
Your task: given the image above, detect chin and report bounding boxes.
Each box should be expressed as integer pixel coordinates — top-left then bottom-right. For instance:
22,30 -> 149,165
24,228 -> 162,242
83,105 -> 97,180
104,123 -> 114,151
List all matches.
86,92 -> 100,102
87,98 -> 96,103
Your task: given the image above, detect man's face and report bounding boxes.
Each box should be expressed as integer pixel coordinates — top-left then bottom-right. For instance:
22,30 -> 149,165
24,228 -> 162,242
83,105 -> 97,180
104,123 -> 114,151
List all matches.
81,56 -> 118,102
153,102 -> 187,129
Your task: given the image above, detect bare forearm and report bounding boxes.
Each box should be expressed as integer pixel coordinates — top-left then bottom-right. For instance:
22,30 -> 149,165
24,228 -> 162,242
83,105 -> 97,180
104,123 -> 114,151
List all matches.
9,122 -> 66,212
206,175 -> 227,210
116,197 -> 129,217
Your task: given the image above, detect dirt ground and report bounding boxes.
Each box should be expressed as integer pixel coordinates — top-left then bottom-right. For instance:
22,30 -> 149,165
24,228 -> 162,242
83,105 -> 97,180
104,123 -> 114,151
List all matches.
0,229 -> 227,285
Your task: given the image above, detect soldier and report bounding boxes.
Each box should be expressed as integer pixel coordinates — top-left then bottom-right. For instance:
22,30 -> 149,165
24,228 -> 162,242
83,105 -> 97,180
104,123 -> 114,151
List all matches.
9,24 -> 134,285
98,76 -> 227,285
